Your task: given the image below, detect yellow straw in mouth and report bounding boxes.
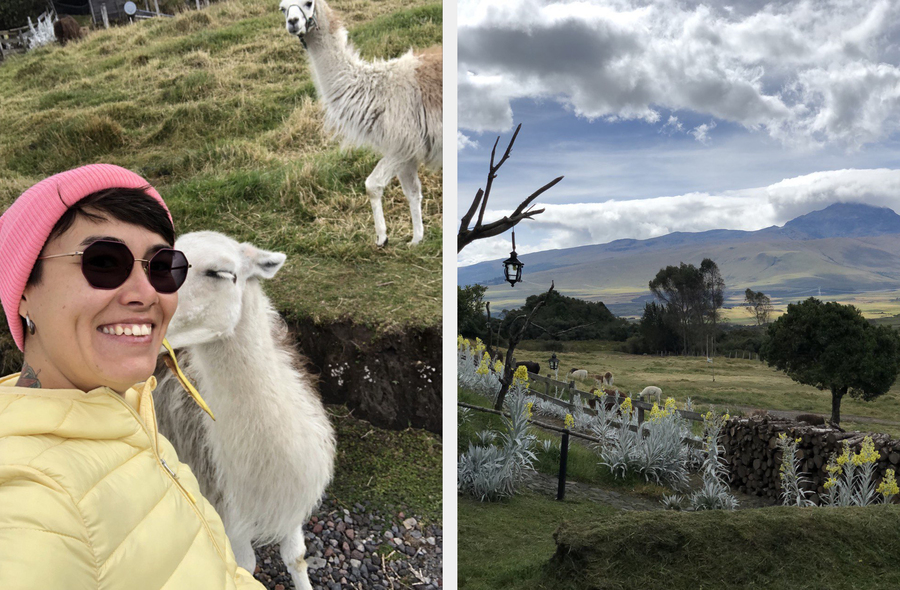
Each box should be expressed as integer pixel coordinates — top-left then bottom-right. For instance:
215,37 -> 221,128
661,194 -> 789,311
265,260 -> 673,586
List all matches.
162,338 -> 216,421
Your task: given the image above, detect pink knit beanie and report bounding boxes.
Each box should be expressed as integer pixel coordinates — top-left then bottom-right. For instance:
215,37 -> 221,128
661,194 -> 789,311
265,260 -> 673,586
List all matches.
0,164 -> 171,351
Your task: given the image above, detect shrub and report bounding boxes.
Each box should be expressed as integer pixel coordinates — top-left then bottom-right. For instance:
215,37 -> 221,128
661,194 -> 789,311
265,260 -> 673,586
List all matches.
457,388 -> 536,501
689,411 -> 738,510
777,433 -> 816,507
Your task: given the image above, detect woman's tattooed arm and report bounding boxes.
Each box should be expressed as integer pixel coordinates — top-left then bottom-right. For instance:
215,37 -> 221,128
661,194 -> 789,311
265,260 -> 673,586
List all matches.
15,362 -> 41,388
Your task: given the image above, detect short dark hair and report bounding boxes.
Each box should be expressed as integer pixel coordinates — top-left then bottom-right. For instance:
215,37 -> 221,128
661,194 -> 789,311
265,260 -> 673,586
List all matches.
27,187 -> 174,287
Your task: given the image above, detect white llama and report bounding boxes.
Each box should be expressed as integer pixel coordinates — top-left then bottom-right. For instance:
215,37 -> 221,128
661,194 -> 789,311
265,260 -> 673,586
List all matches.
639,386 -> 663,399
153,231 -> 336,590
279,0 -> 442,247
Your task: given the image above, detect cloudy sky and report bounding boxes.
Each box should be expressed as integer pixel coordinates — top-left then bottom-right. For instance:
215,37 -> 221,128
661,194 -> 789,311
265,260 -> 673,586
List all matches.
457,0 -> 900,266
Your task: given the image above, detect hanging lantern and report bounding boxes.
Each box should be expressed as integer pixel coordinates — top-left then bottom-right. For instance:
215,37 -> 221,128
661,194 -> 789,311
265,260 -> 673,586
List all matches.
548,353 -> 560,371
502,230 -> 524,287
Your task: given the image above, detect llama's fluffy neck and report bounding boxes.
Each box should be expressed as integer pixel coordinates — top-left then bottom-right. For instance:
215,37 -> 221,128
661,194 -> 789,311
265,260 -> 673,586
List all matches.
190,282 -> 287,412
303,3 -> 371,98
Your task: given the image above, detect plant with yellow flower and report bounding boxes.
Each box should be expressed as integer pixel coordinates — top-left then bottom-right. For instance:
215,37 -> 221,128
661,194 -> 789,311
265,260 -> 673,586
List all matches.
602,395 -> 691,490
776,432 -> 815,507
512,364 -> 530,388
851,436 -> 880,506
823,438 -> 884,506
877,469 -> 899,503
564,414 -> 575,430
690,408 -> 738,510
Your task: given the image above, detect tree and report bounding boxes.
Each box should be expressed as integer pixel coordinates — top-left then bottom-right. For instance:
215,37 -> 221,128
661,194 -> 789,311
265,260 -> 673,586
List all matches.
0,0 -> 45,30
458,284 -> 488,339
760,298 -> 900,425
458,124 -> 563,252
638,301 -> 681,354
498,289 -> 626,342
744,288 -> 773,326
649,263 -> 705,354
700,258 -> 725,357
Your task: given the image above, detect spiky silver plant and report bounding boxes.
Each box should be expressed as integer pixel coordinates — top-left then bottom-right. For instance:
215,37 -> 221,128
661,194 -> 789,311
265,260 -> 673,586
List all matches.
458,386 -> 536,501
776,433 -> 816,507
689,412 -> 738,510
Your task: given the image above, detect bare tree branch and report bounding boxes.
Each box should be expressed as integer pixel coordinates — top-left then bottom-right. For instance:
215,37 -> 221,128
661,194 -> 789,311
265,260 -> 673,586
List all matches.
494,281 -> 555,410
458,124 -> 563,252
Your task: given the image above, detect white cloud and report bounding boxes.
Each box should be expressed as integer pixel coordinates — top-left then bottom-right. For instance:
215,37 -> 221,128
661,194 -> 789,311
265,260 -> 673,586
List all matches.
458,131 -> 480,151
457,0 -> 900,148
691,121 -> 717,144
457,168 -> 900,265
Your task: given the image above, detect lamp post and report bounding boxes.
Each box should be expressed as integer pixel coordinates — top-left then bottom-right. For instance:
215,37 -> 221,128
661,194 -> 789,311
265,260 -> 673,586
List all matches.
502,230 -> 524,287
548,353 -> 560,381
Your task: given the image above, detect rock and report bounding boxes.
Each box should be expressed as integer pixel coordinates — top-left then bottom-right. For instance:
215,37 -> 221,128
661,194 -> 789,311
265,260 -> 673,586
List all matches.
307,556 -> 327,571
402,517 -> 417,530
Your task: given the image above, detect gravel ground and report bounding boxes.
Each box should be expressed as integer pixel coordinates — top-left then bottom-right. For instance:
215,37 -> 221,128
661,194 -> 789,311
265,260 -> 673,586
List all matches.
253,495 -> 442,590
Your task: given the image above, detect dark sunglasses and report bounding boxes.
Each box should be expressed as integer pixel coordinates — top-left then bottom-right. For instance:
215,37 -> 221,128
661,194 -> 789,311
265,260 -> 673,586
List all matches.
39,240 -> 191,293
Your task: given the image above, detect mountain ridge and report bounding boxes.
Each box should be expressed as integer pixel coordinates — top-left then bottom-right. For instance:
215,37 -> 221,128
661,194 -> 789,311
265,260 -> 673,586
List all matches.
458,203 -> 900,314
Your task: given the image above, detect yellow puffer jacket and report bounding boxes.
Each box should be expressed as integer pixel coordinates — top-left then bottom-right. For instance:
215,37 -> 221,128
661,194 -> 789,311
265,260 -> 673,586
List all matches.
0,374 -> 263,590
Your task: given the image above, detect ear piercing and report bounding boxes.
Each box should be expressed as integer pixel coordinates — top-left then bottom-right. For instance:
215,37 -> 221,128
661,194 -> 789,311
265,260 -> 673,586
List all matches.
25,314 -> 35,335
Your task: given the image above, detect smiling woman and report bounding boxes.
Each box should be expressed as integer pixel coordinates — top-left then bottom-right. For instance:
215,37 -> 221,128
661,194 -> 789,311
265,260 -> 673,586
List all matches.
0,164 -> 263,590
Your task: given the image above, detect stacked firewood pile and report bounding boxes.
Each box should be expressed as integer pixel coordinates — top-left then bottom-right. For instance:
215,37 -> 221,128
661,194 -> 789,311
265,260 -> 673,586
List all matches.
722,415 -> 900,504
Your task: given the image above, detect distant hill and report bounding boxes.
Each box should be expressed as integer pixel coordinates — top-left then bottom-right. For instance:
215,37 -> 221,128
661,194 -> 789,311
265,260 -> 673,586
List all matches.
458,203 -> 900,315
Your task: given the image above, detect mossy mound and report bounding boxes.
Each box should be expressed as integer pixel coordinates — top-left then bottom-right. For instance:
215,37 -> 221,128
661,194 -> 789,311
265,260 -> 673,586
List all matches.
549,505 -> 900,590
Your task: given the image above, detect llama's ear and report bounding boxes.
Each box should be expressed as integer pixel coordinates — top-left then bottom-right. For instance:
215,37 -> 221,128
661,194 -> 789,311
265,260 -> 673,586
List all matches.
241,244 -> 287,280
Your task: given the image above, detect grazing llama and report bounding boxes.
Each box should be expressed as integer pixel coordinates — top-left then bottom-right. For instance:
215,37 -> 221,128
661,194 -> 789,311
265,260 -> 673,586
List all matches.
591,371 -> 614,387
568,368 -> 588,381
639,385 -> 662,399
279,0 -> 442,247
154,231 -> 336,590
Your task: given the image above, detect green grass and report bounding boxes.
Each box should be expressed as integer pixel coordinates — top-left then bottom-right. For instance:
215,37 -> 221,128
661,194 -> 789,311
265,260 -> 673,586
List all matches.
510,341 -> 900,434
328,404 -> 441,522
458,492 -> 617,590
548,505 -> 900,590
0,0 -> 442,335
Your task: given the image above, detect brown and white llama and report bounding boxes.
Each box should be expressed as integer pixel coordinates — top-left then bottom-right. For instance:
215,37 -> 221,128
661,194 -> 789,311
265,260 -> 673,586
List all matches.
279,0 -> 442,247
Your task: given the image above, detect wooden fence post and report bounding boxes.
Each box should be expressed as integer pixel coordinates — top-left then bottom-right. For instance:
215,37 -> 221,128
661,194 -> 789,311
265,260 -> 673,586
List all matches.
637,394 -> 645,425
101,4 -> 110,28
557,430 -> 569,501
153,0 -> 161,16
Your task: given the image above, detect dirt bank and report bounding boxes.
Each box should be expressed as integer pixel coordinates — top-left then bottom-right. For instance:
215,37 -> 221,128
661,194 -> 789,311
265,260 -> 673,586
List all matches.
289,318 -> 442,434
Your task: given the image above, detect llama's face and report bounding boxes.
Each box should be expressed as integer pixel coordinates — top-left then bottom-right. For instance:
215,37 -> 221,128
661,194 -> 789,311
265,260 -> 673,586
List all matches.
164,231 -> 286,349
279,0 -> 317,38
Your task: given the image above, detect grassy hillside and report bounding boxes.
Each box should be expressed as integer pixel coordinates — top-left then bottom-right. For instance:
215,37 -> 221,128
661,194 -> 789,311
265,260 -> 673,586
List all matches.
0,0 -> 442,332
